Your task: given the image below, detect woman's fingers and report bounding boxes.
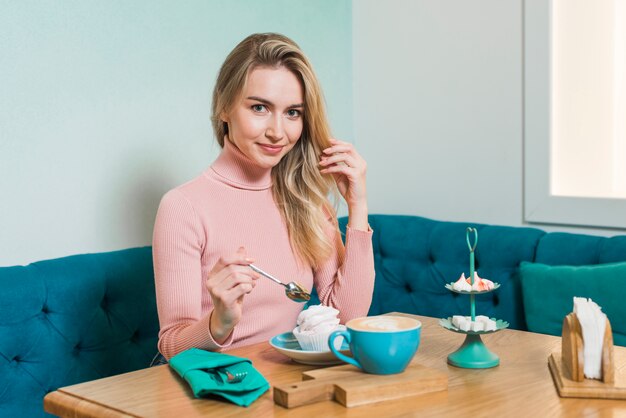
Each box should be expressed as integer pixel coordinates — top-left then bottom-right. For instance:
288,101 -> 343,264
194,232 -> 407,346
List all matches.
319,138 -> 368,210
319,152 -> 359,168
320,164 -> 355,175
322,141 -> 356,156
321,139 -> 365,168
230,282 -> 255,302
207,246 -> 259,300
208,264 -> 258,291
320,150 -> 366,176
210,248 -> 254,275
208,247 -> 256,284
222,270 -> 258,292
206,247 -> 260,341
214,280 -> 256,306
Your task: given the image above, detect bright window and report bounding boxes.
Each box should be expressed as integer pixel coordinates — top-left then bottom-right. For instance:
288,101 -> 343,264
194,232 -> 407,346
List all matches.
551,0 -> 626,199
524,0 -> 626,229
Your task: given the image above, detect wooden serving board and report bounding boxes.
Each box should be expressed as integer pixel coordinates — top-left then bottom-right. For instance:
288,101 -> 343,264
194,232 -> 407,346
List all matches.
273,362 -> 448,408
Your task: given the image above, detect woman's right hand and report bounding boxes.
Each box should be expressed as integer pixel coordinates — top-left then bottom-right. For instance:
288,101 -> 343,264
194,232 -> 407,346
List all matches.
206,247 -> 259,344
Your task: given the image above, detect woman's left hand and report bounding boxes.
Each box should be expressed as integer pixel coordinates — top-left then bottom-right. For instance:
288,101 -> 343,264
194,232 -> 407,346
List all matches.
319,138 -> 368,228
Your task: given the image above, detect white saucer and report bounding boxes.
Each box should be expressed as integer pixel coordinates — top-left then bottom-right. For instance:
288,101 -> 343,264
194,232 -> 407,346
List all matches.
269,332 -> 351,366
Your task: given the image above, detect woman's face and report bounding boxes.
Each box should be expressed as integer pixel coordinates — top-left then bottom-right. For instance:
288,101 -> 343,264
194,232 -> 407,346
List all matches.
222,66 -> 304,169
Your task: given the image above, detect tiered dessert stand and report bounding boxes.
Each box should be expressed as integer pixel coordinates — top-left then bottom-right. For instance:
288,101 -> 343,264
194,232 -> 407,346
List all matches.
439,227 -> 509,368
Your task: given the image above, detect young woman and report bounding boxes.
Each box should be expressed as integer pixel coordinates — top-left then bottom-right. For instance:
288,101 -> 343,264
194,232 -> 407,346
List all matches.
153,33 -> 374,359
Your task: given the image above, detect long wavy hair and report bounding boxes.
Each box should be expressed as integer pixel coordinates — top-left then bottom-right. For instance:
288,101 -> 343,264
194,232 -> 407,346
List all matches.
211,33 -> 337,268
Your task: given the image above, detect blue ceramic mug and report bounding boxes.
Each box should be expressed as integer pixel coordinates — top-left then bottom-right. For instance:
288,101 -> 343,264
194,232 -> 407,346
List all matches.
328,315 -> 421,375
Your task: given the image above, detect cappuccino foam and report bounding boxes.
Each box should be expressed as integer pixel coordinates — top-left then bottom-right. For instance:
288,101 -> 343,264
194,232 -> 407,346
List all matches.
347,316 -> 420,332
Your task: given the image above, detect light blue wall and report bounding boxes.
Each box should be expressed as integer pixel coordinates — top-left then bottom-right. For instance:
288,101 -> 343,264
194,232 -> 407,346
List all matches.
3,0 -> 617,267
0,0 -> 352,266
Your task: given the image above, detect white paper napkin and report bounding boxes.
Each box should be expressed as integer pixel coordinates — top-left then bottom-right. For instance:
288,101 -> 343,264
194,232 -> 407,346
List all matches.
573,297 -> 607,380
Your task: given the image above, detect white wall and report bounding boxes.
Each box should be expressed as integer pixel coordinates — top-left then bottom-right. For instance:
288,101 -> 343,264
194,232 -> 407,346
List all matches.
354,0 -> 523,225
3,1 -> 622,267
0,0 -> 353,266
353,0 -> 624,237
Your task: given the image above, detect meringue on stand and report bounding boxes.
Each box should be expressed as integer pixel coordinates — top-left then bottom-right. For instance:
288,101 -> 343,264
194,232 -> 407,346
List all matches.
452,272 -> 495,292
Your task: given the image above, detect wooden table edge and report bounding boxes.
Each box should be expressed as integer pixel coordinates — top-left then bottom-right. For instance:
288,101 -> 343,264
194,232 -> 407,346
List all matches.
44,389 -> 137,418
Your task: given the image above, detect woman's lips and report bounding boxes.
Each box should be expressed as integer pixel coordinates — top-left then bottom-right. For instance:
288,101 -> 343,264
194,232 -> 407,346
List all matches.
258,144 -> 284,154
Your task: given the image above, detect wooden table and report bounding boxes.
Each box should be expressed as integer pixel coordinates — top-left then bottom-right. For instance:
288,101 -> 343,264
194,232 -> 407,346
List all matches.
44,315 -> 626,417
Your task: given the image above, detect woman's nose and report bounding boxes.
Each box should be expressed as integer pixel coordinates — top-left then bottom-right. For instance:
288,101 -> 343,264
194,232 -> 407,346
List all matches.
266,115 -> 285,141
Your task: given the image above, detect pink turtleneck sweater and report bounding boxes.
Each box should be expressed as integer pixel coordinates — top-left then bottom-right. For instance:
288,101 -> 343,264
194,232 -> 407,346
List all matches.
152,140 -> 375,359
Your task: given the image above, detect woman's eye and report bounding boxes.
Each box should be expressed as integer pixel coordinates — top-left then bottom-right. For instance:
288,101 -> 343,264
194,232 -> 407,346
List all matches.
287,109 -> 301,118
252,104 -> 267,112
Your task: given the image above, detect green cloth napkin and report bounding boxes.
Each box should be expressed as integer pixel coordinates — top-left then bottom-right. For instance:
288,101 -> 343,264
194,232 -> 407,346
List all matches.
169,348 -> 270,407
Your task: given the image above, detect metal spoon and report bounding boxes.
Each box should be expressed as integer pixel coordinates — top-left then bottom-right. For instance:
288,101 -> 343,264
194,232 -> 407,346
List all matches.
249,264 -> 311,303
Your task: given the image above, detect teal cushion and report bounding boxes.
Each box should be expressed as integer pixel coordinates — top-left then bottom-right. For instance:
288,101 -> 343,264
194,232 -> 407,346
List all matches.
520,261 -> 626,346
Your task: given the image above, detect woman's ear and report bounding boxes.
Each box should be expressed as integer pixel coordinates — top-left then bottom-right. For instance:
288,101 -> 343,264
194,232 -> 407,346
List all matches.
220,111 -> 229,123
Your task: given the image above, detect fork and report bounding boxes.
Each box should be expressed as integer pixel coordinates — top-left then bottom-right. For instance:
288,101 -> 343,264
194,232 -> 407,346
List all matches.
224,369 -> 247,383
217,363 -> 248,383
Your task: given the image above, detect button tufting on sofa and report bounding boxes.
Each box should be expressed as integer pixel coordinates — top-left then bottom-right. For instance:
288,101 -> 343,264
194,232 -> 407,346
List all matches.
3,217 -> 626,417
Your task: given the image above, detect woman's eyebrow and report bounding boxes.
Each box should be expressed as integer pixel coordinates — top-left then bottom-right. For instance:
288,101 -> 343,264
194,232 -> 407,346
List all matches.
247,96 -> 304,108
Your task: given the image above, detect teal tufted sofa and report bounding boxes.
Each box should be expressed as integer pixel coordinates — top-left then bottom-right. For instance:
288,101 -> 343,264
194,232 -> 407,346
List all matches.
0,247 -> 158,418
336,216 -> 626,333
2,214 -> 626,417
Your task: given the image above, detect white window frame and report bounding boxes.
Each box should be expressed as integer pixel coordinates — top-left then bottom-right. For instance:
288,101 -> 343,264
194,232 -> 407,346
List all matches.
524,0 -> 626,230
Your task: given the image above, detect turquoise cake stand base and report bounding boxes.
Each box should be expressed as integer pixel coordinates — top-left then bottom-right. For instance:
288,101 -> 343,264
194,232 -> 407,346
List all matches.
443,227 -> 506,369
447,334 -> 499,369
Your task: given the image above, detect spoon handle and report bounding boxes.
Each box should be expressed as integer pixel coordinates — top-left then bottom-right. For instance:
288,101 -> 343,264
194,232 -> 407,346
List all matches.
249,264 -> 286,287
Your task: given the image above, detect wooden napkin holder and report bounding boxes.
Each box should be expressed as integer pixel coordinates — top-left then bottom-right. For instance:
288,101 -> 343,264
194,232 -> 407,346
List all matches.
548,312 -> 626,399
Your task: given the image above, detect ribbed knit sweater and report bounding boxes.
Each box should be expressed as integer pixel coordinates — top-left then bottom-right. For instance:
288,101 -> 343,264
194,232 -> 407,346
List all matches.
152,140 -> 375,359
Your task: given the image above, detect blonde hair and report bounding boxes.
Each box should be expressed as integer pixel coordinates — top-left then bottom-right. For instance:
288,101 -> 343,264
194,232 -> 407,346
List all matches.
211,33 -> 337,268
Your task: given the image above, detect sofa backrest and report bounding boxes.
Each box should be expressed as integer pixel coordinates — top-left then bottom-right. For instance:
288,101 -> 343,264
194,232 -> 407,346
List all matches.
0,247 -> 158,417
534,232 -> 626,265
339,215 -> 545,330
338,215 -> 626,333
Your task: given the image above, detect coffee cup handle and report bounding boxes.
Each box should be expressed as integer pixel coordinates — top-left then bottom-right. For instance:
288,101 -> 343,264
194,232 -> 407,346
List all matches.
328,330 -> 362,370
